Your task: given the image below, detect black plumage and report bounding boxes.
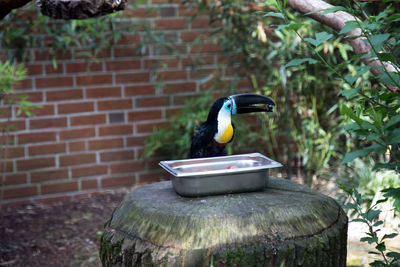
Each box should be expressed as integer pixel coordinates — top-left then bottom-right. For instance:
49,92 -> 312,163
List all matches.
190,94 -> 275,159
190,98 -> 234,158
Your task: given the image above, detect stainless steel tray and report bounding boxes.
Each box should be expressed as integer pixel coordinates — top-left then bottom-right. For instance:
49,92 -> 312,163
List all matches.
159,153 -> 282,197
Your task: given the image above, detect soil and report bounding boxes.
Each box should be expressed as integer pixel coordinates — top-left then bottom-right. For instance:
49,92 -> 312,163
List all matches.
0,189 -> 129,267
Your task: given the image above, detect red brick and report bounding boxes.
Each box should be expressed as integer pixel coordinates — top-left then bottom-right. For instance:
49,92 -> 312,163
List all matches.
125,85 -> 155,96
128,110 -> 162,122
46,89 -> 83,101
166,107 -> 182,117
68,141 -> 86,152
17,157 -> 55,171
58,102 -> 94,114
74,48 -> 110,59
81,179 -> 98,190
0,161 -> 13,172
172,94 -> 200,105
98,100 -> 131,111
101,176 -> 135,188
191,43 -> 222,53
136,96 -> 169,107
3,186 -> 37,199
70,114 -> 106,126
143,58 -> 179,69
178,6 -> 198,16
4,173 -> 27,185
14,78 -> 33,90
100,150 -> 134,162
114,47 -> 142,57
86,86 -> 121,98
45,64 -> 64,74
126,136 -> 146,147
31,169 -> 69,183
191,17 -> 211,28
41,181 -> 78,195
60,128 -> 95,140
28,143 -> 66,156
164,82 -> 196,94
18,131 -> 57,144
60,153 -> 96,166
76,74 -> 112,86
17,104 -> 55,117
0,106 -> 11,118
99,125 -> 132,136
156,70 -> 187,81
122,8 -> 157,18
181,31 -> 211,42
4,147 -> 25,158
182,55 -> 215,66
0,120 -> 25,131
106,60 -> 141,71
65,62 -> 103,73
13,91 -> 43,102
116,73 -> 149,84
136,121 -> 169,133
190,67 -> 218,79
115,34 -> 141,45
110,161 -> 145,174
35,50 -> 71,61
155,18 -> 187,30
26,64 -> 43,75
29,117 -> 67,129
36,76 -> 73,89
89,138 -> 124,150
72,165 -> 108,178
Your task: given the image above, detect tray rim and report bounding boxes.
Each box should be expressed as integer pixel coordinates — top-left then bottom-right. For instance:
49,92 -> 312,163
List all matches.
159,153 -> 282,178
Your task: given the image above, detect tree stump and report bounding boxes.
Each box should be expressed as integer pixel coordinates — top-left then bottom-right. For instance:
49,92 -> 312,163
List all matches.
38,0 -> 127,19
100,178 -> 348,266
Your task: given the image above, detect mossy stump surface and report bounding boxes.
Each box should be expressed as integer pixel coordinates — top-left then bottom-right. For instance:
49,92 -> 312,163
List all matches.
100,178 -> 348,266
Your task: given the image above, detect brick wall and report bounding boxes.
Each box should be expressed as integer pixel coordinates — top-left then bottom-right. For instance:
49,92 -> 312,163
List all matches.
0,1 -> 251,205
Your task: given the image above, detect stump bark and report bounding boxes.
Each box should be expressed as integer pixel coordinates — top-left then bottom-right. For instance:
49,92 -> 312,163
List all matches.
38,0 -> 127,19
100,178 -> 348,266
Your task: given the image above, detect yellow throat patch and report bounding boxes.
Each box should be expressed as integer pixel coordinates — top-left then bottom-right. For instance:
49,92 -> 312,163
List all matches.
217,123 -> 233,144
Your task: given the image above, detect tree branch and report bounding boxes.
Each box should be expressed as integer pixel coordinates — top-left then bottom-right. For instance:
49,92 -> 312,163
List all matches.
0,0 -> 31,20
38,0 -> 127,19
286,0 -> 399,92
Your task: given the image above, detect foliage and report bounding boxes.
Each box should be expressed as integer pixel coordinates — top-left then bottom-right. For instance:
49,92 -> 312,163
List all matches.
266,0 -> 400,174
0,2 -> 131,65
152,0 -> 351,185
340,183 -> 400,267
0,60 -> 34,206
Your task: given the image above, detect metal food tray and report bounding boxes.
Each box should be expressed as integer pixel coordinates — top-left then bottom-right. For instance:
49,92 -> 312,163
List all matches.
159,153 -> 282,197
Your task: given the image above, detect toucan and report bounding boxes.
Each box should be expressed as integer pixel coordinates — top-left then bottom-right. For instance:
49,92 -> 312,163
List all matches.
190,93 -> 275,158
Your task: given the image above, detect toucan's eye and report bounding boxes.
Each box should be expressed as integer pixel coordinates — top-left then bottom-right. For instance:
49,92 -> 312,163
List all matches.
227,104 -> 231,109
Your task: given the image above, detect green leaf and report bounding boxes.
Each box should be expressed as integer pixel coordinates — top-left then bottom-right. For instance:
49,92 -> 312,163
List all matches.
373,220 -> 384,227
385,114 -> 400,129
386,251 -> 400,259
341,149 -> 370,164
360,236 -> 378,244
340,104 -> 363,124
264,12 -> 285,19
284,58 -> 318,67
377,52 -> 396,63
369,33 -> 390,46
382,233 -> 398,240
351,218 -> 366,223
339,21 -> 359,34
305,6 -> 346,15
378,72 -> 400,87
375,243 -> 386,252
366,209 -> 381,222
342,203 -> 357,209
304,32 -> 333,47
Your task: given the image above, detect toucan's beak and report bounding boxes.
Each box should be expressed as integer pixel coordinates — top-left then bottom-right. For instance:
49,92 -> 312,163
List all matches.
229,93 -> 275,114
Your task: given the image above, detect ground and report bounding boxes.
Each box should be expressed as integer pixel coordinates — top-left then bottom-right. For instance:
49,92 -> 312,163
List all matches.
0,189 -> 128,267
0,181 -> 398,267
